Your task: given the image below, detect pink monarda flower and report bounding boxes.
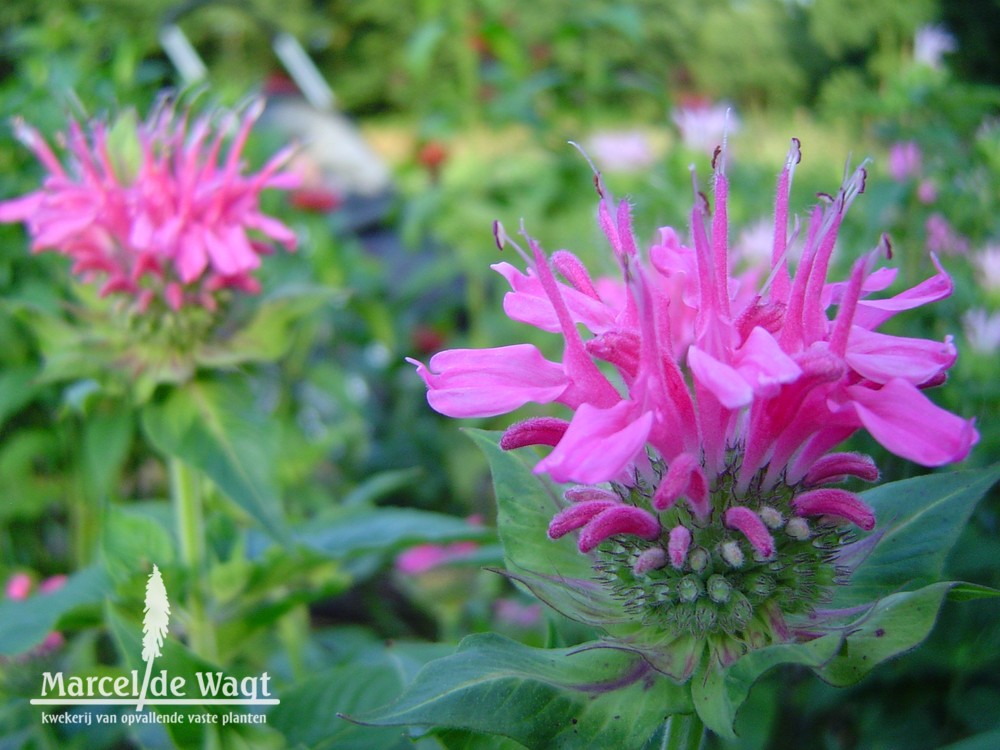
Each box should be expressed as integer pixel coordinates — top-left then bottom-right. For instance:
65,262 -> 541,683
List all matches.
0,99 -> 298,313
887,141 -> 921,182
410,138 -> 978,669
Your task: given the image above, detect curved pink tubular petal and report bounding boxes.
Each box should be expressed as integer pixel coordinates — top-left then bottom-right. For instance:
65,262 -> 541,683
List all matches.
688,346 -> 753,409
535,401 -> 653,485
500,417 -> 569,450
564,486 -> 620,504
723,507 -> 775,558
845,327 -> 956,385
852,254 -> 953,330
492,262 -> 618,335
793,488 -> 875,531
634,546 -> 668,574
577,505 -> 661,553
732,326 -> 802,398
548,500 -> 618,539
652,453 -> 708,519
803,452 -> 879,486
844,378 -> 979,466
667,525 -> 692,569
408,344 -> 569,418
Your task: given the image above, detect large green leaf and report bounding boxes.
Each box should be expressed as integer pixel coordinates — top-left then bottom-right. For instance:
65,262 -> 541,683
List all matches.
99,504 -> 176,583
107,604 -> 284,750
0,565 -> 110,655
141,380 -> 288,543
197,286 -> 341,368
351,632 -> 692,750
691,634 -> 843,739
465,430 -> 621,623
837,465 -> 1000,606
269,640 -> 452,750
819,581 -> 1000,687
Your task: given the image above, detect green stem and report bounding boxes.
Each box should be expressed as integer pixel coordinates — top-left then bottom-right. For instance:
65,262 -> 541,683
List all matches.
661,713 -> 706,750
169,457 -> 217,662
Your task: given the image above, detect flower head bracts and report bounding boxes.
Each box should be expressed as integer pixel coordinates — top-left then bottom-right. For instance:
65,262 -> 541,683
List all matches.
411,138 -> 978,672
0,98 -> 299,314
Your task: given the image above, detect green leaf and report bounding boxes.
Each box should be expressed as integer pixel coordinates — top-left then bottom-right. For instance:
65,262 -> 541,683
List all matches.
465,430 -> 620,625
141,380 -> 288,543
81,404 -> 134,501
351,632 -> 692,750
691,634 -> 843,739
0,565 -> 111,655
99,505 -> 176,583
277,506 -> 493,560
269,640 -> 451,750
838,465 -> 1000,607
0,363 -> 41,428
197,286 -> 340,368
939,728 -> 1000,750
819,581 -> 1000,687
106,604 -> 284,749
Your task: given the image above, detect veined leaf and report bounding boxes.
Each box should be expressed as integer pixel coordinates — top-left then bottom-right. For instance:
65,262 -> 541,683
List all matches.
350,632 -> 692,750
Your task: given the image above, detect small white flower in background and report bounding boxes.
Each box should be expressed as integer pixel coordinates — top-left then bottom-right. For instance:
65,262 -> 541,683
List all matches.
671,101 -> 739,155
973,244 -> 1000,292
962,308 -> 1000,355
914,24 -> 956,70
586,130 -> 656,173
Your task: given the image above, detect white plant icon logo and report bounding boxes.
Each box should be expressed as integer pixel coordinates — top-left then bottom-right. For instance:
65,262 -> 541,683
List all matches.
136,565 -> 170,711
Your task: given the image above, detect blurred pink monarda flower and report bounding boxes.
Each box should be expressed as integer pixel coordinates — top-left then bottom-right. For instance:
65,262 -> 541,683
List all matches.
410,139 -> 977,670
887,141 -> 921,182
671,100 -> 739,155
0,98 -> 299,313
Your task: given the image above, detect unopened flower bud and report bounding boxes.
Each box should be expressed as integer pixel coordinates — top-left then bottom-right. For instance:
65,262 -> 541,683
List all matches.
633,547 -> 668,575
707,574 -> 732,603
688,547 -> 709,573
678,575 -> 703,603
786,517 -> 811,540
758,506 -> 784,529
721,540 -> 744,568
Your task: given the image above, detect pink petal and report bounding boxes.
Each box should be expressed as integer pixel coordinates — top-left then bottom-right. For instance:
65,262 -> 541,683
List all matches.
845,327 -> 956,385
844,378 -> 979,466
732,326 -> 802,398
492,261 -> 619,335
688,346 -> 752,409
535,401 -> 653,484
408,344 -> 569,418
852,254 -> 953,330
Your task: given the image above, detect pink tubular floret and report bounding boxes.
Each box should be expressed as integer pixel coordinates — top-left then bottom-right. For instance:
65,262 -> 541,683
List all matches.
500,417 -> 570,450
792,488 -> 876,531
547,500 -> 618,540
667,525 -> 692,569
633,547 -> 668,575
577,505 -> 661,553
803,452 -> 880,486
723,507 -> 775,559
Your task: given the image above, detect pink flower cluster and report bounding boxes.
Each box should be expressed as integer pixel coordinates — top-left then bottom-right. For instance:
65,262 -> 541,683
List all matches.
5,573 -> 67,656
0,99 -> 299,312
411,139 -> 977,562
